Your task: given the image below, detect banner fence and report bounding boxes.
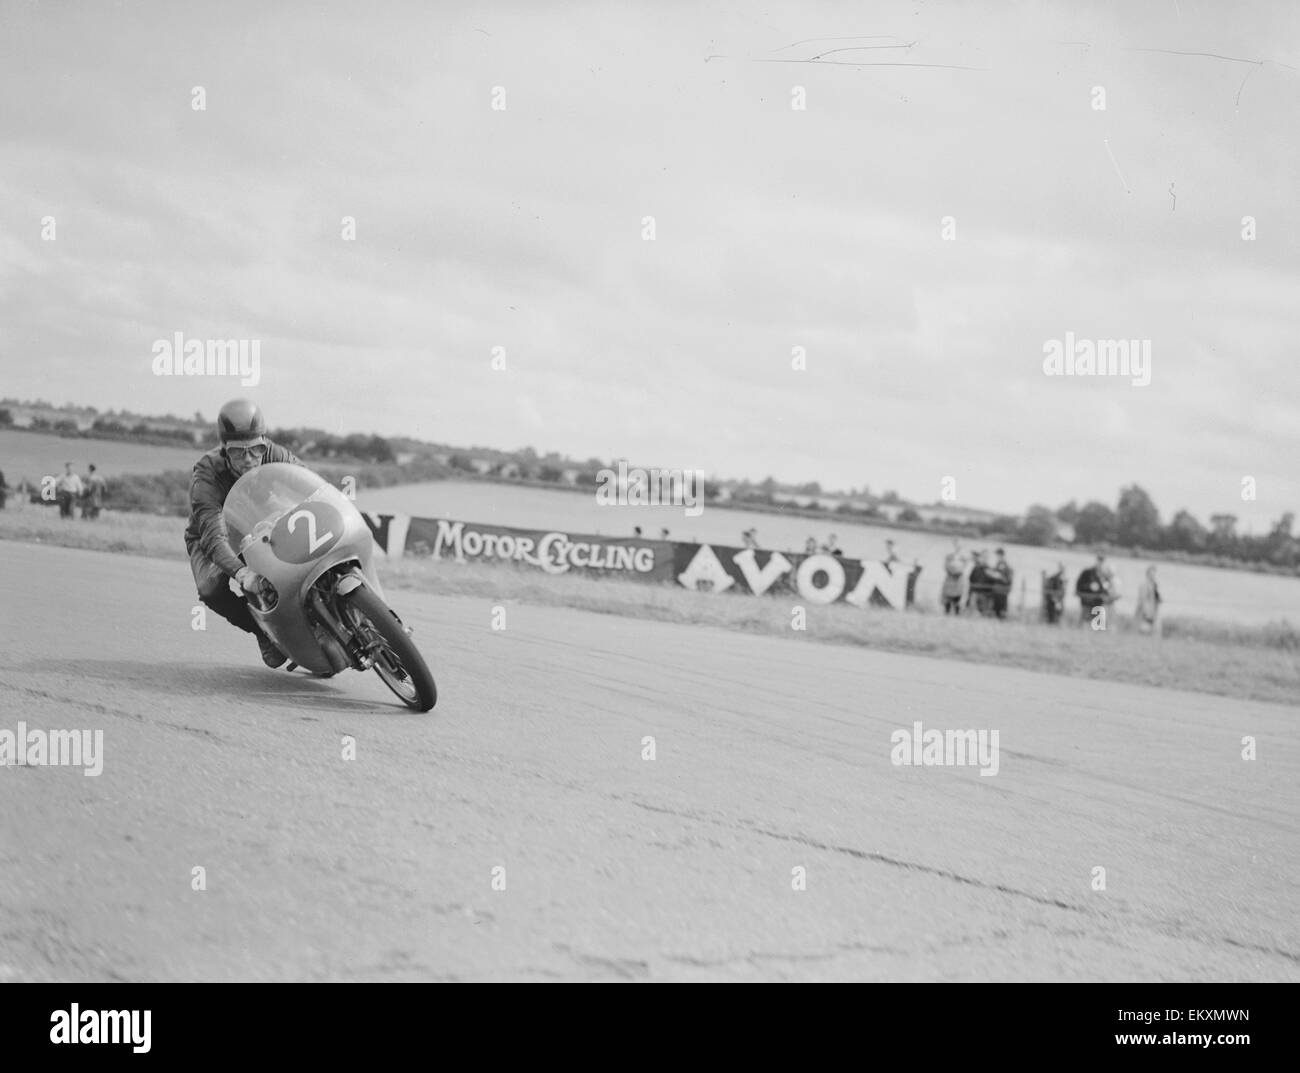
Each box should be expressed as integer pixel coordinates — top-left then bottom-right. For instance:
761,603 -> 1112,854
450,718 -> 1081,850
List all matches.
363,513 -> 920,609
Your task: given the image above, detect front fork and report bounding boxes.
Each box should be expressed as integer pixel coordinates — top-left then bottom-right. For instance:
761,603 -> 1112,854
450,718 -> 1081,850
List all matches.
307,570 -> 372,673
307,568 -> 411,673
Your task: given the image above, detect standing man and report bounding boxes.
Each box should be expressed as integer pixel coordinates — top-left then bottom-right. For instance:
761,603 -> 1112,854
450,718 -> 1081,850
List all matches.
1075,553 -> 1110,625
54,462 -> 83,519
941,540 -> 967,615
967,550 -> 991,615
185,399 -> 303,668
1135,565 -> 1162,636
81,463 -> 108,519
989,548 -> 1014,619
1042,563 -> 1066,624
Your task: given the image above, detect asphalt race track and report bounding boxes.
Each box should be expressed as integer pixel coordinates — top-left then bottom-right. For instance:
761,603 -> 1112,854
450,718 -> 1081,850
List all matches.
2,542 -> 1297,981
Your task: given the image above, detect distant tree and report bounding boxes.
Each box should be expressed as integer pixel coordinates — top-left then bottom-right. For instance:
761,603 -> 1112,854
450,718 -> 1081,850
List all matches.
1265,513 -> 1298,567
1074,501 -> 1117,545
1056,500 -> 1080,525
342,433 -> 370,459
898,507 -> 922,523
0,409 -> 12,426
1205,513 -> 1239,556
979,513 -> 1021,536
1163,509 -> 1208,553
1018,504 -> 1058,546
881,489 -> 902,505
1115,484 -> 1161,548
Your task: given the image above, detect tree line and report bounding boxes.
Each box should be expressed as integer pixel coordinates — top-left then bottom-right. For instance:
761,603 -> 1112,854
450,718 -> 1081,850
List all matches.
1021,485 -> 1298,569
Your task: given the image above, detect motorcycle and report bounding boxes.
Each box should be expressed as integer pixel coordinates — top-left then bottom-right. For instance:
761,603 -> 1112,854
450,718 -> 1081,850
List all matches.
222,462 -> 437,711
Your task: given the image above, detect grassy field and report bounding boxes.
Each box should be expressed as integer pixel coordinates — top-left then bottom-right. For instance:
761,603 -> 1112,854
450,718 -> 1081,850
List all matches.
4,506 -> 1296,706
0,428 -> 201,481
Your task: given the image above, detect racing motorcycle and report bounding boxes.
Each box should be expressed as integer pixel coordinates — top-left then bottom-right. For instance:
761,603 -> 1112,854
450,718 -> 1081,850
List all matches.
222,462 -> 437,711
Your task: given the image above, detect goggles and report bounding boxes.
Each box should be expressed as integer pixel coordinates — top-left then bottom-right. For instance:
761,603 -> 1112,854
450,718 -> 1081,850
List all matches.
226,443 -> 268,461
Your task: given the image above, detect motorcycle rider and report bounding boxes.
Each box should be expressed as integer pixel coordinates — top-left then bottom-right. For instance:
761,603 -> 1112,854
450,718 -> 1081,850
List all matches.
185,399 -> 302,667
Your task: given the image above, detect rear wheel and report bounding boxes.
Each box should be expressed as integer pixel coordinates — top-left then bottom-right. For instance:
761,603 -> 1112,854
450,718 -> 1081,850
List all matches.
339,585 -> 437,711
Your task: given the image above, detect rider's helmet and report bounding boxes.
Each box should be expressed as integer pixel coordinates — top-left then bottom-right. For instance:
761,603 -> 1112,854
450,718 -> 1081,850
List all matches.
217,399 -> 267,448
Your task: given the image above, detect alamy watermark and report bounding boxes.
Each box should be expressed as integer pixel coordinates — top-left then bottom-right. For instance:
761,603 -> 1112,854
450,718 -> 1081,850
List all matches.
151,332 -> 261,386
891,720 -> 999,776
0,722 -> 103,776
50,1004 -> 150,1053
1043,332 -> 1151,386
595,461 -> 704,517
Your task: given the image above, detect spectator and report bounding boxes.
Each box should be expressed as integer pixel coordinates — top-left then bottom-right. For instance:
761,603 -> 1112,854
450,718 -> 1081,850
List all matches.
741,528 -> 758,549
883,539 -> 901,566
988,547 -> 1014,619
1075,553 -> 1110,624
659,527 -> 671,540
1042,563 -> 1066,625
904,560 -> 923,607
940,540 -> 967,615
1101,562 -> 1122,605
1135,565 -> 1162,636
82,463 -> 108,519
633,526 -> 643,538
0,468 -> 7,510
967,551 -> 993,616
804,536 -> 817,555
55,462 -> 83,519
820,533 -> 838,555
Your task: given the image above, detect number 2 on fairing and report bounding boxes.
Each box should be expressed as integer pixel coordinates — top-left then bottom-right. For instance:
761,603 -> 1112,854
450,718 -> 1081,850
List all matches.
288,508 -> 336,554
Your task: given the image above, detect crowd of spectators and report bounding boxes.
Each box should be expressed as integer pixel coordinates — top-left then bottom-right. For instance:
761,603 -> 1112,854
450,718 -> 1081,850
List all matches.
0,461 -> 107,519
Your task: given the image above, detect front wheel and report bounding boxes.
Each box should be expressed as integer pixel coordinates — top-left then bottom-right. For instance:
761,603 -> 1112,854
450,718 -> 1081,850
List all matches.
339,585 -> 437,711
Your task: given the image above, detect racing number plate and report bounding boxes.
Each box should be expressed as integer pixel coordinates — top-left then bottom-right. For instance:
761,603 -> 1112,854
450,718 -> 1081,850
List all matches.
269,502 -> 345,564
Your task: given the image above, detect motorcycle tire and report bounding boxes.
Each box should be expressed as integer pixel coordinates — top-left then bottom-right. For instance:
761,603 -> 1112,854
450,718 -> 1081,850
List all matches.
340,585 -> 437,712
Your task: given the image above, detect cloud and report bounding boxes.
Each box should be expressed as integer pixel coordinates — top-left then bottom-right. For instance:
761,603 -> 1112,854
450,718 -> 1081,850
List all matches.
0,0 -> 1295,521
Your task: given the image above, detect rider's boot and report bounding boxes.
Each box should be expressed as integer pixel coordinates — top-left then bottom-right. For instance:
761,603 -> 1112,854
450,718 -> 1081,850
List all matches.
254,626 -> 287,668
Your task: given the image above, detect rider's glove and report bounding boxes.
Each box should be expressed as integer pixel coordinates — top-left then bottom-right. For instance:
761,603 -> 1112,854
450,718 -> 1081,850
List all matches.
235,567 -> 264,596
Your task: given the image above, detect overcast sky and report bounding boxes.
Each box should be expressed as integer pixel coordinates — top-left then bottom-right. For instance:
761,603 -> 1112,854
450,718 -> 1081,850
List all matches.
1,1 -> 1296,529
